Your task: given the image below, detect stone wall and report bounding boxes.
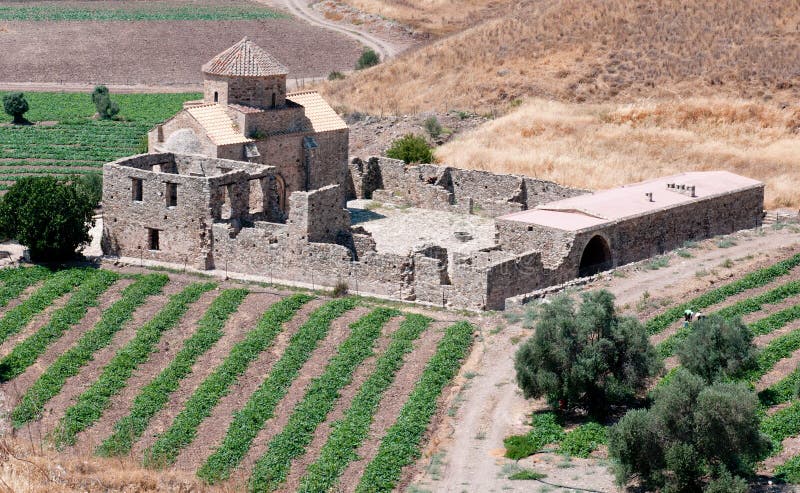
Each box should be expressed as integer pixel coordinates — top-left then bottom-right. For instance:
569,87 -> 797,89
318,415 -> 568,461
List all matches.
348,157 -> 587,217
287,185 -> 350,244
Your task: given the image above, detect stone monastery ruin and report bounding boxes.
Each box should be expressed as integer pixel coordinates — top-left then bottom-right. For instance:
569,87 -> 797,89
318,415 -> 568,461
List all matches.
102,39 -> 766,310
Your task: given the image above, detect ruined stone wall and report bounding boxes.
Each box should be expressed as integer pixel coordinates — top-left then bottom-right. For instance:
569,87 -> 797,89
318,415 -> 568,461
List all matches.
102,157 -> 217,269
495,220 -> 577,267
349,157 -> 587,217
204,73 -> 287,108
287,185 -> 350,244
307,130 -> 349,195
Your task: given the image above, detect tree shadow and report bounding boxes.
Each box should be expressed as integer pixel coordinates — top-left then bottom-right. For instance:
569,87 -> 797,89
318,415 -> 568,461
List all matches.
348,207 -> 386,225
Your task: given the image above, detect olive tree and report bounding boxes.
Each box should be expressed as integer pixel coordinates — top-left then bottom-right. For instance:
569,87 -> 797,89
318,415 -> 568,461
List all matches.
91,85 -> 119,120
608,369 -> 769,492
514,290 -> 661,417
3,92 -> 29,124
0,177 -> 95,261
676,315 -> 757,382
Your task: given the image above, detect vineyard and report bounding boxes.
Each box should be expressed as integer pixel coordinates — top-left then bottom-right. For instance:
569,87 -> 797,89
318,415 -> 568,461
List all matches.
0,92 -> 198,190
503,249 -> 800,486
0,265 -> 473,492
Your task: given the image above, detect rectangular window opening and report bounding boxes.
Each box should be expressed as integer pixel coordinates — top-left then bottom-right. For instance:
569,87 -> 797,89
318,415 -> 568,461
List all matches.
166,182 -> 178,207
148,228 -> 160,251
132,178 -> 143,202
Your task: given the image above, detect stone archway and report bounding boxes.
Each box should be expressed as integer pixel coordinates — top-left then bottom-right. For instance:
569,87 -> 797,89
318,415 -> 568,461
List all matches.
578,235 -> 612,277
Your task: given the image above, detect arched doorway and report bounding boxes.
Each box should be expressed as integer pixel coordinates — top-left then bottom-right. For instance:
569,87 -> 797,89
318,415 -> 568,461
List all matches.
579,235 -> 612,277
275,174 -> 286,213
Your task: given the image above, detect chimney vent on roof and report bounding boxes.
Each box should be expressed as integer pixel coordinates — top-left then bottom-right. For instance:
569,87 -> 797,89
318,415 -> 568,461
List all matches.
690,185 -> 696,197
645,192 -> 654,202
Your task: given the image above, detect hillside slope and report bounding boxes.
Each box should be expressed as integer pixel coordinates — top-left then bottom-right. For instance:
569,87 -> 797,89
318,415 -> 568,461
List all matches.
322,0 -> 800,114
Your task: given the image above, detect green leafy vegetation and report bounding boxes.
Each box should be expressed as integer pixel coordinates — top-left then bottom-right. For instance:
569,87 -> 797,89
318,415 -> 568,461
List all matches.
0,177 -> 97,260
0,266 -> 52,309
658,279 -> 800,355
0,5 -> 284,21
0,268 -> 91,344
608,369 -> 769,492
508,469 -> 546,480
97,288 -> 248,457
558,422 -> 607,458
504,413 -> 565,460
52,282 -> 217,447
385,134 -> 434,164
91,86 -> 119,120
675,316 -> 756,383
515,290 -> 660,417
248,308 -> 399,491
0,269 -> 118,381
354,321 -> 474,493
144,294 -> 325,469
11,274 -> 169,427
298,314 -> 431,493
3,92 -> 29,124
0,92 -> 197,181
355,48 -> 380,70
195,297 -> 354,481
645,253 -> 800,335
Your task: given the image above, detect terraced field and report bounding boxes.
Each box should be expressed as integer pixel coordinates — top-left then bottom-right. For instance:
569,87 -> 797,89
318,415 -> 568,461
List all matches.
505,250 -> 800,485
0,92 -> 198,190
0,265 -> 473,492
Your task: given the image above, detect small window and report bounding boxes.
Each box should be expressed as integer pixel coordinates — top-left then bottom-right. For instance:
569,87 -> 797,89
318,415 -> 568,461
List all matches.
148,228 -> 160,251
166,182 -> 178,207
271,93 -> 276,108
213,91 -> 219,103
132,178 -> 143,201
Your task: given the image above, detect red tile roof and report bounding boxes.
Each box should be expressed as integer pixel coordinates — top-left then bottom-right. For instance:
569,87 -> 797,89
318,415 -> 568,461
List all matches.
202,37 -> 289,77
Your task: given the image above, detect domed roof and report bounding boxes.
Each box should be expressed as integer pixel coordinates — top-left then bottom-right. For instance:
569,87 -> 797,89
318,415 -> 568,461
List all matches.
163,128 -> 203,155
202,37 -> 289,77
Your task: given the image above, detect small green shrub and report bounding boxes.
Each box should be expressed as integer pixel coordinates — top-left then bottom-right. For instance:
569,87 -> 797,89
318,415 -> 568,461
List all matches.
504,413 -> 565,459
91,85 -> 119,120
645,256 -> 669,270
558,422 -> 607,458
385,134 -> 434,164
355,48 -> 380,70
332,280 -> 349,297
675,315 -> 756,382
424,116 -> 442,138
328,71 -> 346,80
717,238 -> 737,248
3,92 -> 29,124
509,469 -> 546,480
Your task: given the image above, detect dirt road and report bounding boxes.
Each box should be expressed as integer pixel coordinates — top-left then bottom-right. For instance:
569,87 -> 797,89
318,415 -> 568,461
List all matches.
411,226 -> 800,493
260,0 -> 401,60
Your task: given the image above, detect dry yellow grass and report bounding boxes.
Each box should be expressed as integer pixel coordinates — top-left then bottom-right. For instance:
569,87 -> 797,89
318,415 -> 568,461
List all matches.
436,98 -> 800,209
333,0 -> 507,35
0,437 -> 235,492
322,0 -> 800,115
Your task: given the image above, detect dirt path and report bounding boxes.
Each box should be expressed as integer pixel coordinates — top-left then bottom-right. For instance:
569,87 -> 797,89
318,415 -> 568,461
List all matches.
70,288 -> 222,455
260,0 -> 401,61
277,314 -> 403,492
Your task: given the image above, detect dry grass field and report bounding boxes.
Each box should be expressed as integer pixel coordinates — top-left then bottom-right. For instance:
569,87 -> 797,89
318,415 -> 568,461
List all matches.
437,97 -> 800,209
322,0 -> 800,114
329,0 -> 508,35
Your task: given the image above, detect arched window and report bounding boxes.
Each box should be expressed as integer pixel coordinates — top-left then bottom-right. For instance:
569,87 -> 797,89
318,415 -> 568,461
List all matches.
275,174 -> 286,213
213,91 -> 219,103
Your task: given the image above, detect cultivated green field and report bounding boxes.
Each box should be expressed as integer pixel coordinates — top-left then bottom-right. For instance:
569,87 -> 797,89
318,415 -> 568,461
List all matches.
0,4 -> 284,21
0,266 -> 473,492
0,92 -> 199,189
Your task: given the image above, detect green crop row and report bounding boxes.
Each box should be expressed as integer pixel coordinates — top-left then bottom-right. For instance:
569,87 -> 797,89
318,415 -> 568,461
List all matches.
97,288 -> 248,457
657,280 -> 800,356
11,274 -> 169,427
195,297 -> 355,481
750,304 -> 800,336
0,268 -> 91,345
354,321 -> 474,493
759,367 -> 800,407
248,308 -> 399,492
504,413 -> 565,460
0,5 -> 285,21
646,253 -> 800,335
298,314 -> 432,493
0,270 -> 119,382
775,453 -> 800,483
144,294 -> 318,469
0,265 -> 52,308
52,282 -> 217,447
760,400 -> 800,452
745,325 -> 800,383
